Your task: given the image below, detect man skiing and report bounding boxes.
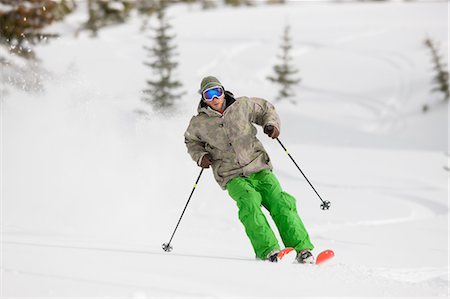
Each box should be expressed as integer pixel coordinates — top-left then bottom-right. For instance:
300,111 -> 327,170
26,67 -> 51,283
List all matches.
184,76 -> 314,263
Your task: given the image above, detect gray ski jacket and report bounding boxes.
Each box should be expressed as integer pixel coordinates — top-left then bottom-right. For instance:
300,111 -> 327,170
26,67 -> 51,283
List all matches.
184,92 -> 280,189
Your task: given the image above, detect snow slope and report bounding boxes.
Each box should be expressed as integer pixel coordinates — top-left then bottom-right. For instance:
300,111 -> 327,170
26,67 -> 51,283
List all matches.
1,1 -> 449,298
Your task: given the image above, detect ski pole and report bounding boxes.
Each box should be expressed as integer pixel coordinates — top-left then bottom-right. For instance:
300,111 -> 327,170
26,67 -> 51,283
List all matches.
162,168 -> 204,252
276,138 -> 331,211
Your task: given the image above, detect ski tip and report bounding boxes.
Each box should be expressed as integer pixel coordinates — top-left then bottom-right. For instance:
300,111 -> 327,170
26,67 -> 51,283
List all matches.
315,249 -> 335,265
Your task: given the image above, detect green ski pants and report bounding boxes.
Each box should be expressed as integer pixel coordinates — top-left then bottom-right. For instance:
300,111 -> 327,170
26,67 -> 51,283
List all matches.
226,169 -> 314,259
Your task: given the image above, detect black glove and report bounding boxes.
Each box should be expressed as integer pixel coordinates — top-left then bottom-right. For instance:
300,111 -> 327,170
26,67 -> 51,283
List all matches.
264,125 -> 280,139
199,154 -> 213,168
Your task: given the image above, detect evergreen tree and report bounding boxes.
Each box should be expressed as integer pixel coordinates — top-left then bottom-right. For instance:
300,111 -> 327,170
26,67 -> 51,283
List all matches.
224,0 -> 254,6
424,37 -> 449,108
136,0 -> 159,32
267,24 -> 300,103
266,0 -> 286,4
142,1 -> 183,110
200,0 -> 217,9
0,0 -> 74,95
0,0 -> 75,59
84,0 -> 135,37
136,0 -> 160,16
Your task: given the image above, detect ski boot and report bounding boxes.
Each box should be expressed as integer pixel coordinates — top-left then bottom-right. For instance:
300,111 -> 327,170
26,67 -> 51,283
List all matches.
296,249 -> 315,264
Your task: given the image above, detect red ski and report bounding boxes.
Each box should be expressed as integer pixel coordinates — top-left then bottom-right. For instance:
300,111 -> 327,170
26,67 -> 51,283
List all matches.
315,249 -> 335,265
271,248 -> 335,264
276,247 -> 296,262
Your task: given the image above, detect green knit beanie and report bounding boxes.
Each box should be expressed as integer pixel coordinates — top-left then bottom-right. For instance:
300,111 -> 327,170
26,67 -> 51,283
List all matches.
200,76 -> 223,94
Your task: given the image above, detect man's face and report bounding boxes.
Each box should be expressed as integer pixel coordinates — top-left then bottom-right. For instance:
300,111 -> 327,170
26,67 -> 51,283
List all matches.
206,92 -> 225,111
203,86 -> 225,111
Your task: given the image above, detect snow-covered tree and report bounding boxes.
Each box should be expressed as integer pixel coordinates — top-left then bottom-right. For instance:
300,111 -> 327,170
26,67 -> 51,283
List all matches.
266,0 -> 286,4
224,0 -> 254,6
267,24 -> 300,103
136,0 -> 159,15
0,0 -> 74,96
0,0 -> 75,59
424,37 -> 449,105
83,0 -> 134,37
200,0 -> 217,9
142,1 -> 183,110
136,0 -> 160,32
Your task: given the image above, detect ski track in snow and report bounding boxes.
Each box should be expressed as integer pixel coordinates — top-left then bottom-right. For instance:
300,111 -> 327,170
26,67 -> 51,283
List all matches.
2,241 -> 448,297
3,267 -> 202,297
299,35 -> 417,132
226,27 -> 419,135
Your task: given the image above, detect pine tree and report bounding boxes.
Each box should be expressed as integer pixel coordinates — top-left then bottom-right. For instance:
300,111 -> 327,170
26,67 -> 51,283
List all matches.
142,1 -> 183,110
0,0 -> 74,95
136,0 -> 159,32
84,0 -> 135,37
200,0 -> 217,9
224,0 -> 254,6
424,37 -> 449,106
267,24 -> 300,103
0,0 -> 75,59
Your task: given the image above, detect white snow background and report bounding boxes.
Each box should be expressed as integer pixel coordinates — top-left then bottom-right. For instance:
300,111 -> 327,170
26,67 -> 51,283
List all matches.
1,1 -> 449,298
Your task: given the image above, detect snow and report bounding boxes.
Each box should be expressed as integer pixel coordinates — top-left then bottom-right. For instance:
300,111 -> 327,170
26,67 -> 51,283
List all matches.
1,1 -> 449,298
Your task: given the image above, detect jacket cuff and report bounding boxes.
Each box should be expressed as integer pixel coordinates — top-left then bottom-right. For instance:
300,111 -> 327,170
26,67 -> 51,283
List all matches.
197,153 -> 209,166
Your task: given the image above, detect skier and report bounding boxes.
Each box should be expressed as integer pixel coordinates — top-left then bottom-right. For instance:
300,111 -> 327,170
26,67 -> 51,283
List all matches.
184,76 -> 314,263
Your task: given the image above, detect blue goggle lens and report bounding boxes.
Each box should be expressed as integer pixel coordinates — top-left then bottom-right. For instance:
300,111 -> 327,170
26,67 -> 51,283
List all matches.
203,87 -> 223,101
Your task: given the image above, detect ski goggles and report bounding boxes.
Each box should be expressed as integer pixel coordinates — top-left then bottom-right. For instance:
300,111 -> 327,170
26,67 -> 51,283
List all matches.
202,86 -> 223,101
